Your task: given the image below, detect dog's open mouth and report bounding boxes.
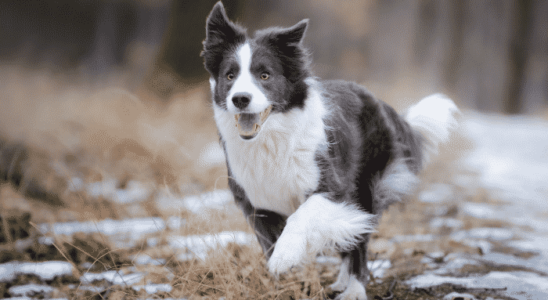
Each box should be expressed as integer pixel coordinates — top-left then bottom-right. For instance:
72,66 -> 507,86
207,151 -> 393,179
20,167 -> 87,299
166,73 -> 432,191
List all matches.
234,105 -> 273,140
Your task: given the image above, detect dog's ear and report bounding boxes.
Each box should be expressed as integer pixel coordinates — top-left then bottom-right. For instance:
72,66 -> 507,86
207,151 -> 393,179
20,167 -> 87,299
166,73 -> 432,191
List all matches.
203,2 -> 245,76
205,2 -> 242,46
275,19 -> 309,47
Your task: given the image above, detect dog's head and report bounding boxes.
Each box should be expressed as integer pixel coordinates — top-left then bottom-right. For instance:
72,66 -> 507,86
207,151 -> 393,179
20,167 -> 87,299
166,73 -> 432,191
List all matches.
202,2 -> 310,140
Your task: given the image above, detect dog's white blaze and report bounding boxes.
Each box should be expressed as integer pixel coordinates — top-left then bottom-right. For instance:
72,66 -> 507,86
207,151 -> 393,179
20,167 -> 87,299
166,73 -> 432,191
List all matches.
215,79 -> 327,216
267,194 -> 376,274
226,43 -> 270,113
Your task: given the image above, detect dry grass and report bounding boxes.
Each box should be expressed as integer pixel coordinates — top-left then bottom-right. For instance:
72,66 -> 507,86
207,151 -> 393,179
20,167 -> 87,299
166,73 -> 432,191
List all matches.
0,66 -> 521,299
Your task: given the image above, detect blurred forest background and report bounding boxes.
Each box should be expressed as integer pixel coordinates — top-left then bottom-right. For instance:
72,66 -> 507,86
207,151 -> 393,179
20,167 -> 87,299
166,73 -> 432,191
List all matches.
1,0 -> 547,114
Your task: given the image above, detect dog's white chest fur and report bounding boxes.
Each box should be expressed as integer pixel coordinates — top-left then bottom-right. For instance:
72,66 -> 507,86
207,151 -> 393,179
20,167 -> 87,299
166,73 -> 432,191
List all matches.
214,85 -> 327,216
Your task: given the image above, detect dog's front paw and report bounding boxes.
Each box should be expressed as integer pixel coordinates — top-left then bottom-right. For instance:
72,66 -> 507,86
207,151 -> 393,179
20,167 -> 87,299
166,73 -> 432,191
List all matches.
267,232 -> 306,275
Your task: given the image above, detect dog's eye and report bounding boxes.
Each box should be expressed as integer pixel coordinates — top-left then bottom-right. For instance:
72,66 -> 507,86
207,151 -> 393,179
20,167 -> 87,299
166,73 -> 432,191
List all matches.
227,73 -> 235,80
260,73 -> 270,80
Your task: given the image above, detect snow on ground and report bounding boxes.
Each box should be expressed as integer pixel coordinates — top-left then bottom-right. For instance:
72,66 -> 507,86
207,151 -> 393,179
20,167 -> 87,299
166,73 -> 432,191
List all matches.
197,141 -> 226,168
155,189 -> 234,214
8,284 -> 55,297
404,111 -> 548,299
38,216 -> 184,248
168,231 -> 255,261
459,112 -> 548,227
406,271 -> 548,300
0,261 -> 73,282
132,284 -> 173,294
80,270 -> 144,285
72,178 -> 154,204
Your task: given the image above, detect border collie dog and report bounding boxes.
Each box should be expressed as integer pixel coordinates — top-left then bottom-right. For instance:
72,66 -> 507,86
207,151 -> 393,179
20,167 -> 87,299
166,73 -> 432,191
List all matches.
202,2 -> 458,299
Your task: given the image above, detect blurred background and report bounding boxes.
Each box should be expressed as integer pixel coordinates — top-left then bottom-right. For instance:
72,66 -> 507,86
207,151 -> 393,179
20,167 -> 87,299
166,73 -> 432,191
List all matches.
0,0 -> 547,217
0,0 -> 548,113
1,1 -> 548,298
1,0 -> 548,225
2,0 -> 547,112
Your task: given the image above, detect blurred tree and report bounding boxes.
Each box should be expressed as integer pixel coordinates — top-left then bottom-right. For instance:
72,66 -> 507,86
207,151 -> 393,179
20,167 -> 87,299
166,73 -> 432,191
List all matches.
0,0 -> 100,68
1,0 -> 546,113
504,0 -> 533,114
148,0 -> 246,97
0,0 -> 169,84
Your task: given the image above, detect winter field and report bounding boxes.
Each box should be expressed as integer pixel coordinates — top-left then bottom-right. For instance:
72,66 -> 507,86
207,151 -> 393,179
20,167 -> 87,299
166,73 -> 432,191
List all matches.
1,67 -> 548,300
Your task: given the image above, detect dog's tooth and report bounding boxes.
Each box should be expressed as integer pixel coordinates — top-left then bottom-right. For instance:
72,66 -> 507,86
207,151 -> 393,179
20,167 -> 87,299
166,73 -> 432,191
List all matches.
253,123 -> 260,133
260,105 -> 272,123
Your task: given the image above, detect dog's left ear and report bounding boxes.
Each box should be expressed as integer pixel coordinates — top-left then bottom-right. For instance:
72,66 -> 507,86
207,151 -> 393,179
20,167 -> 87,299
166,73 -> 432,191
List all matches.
275,19 -> 309,47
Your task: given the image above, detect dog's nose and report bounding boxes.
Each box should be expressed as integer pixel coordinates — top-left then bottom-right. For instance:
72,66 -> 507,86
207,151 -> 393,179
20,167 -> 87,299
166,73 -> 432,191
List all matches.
232,93 -> 251,110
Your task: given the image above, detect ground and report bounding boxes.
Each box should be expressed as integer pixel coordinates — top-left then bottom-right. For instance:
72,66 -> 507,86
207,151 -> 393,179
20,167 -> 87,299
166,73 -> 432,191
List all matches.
1,67 -> 547,300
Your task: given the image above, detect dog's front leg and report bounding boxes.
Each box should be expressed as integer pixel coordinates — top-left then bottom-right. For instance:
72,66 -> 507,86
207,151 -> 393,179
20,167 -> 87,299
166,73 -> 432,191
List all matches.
228,173 -> 287,259
268,194 -> 376,275
246,209 -> 286,259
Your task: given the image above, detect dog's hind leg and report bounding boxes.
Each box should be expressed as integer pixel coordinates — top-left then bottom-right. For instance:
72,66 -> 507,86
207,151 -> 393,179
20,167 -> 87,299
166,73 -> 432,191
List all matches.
333,235 -> 370,300
329,256 -> 350,293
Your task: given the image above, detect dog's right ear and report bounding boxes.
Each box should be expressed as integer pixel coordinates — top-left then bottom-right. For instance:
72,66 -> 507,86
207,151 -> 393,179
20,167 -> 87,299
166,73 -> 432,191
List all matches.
205,2 -> 242,46
203,2 -> 245,76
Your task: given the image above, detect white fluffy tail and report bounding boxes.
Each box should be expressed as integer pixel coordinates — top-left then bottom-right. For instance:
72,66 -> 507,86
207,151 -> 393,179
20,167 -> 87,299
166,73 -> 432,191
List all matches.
405,94 -> 459,165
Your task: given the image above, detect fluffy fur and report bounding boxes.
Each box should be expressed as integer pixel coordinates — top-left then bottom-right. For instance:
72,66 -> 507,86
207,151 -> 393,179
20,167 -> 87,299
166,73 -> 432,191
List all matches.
202,2 -> 459,299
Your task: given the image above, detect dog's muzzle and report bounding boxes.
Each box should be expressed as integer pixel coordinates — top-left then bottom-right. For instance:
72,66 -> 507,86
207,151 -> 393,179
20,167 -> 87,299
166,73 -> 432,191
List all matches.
234,105 -> 273,140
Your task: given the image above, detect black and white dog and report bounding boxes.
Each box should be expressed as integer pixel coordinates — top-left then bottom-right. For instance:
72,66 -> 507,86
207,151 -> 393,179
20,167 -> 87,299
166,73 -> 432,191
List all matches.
202,2 -> 458,299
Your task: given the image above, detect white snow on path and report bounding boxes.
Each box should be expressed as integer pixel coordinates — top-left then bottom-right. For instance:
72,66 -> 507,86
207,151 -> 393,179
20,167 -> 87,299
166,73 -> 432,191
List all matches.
74,178 -> 153,204
38,216 -> 184,248
167,231 -> 255,261
406,111 -> 548,299
459,112 -> 548,216
156,189 -> 234,214
132,283 -> 173,294
80,270 -> 144,285
8,284 -> 55,297
406,271 -> 548,300
0,261 -> 73,282
197,141 -> 226,168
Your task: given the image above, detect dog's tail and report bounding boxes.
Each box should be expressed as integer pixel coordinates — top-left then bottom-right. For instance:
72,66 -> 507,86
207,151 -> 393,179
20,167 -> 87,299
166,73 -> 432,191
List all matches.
404,94 -> 460,165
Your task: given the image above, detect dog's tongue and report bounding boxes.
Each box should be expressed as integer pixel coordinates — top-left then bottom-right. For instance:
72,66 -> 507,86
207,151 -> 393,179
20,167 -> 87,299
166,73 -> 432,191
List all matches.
236,113 -> 261,138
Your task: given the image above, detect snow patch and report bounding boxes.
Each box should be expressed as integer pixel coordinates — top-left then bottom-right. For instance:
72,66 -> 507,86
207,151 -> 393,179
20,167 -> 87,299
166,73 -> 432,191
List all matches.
168,231 -> 255,261
368,259 -> 391,278
418,184 -> 454,203
429,217 -> 463,229
406,271 -> 548,300
156,189 -> 233,214
80,270 -> 144,285
461,202 -> 496,219
197,142 -> 226,168
0,261 -> 73,282
132,284 -> 173,294
38,217 -> 181,248
451,228 -> 514,241
85,179 -> 152,204
391,234 -> 436,243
